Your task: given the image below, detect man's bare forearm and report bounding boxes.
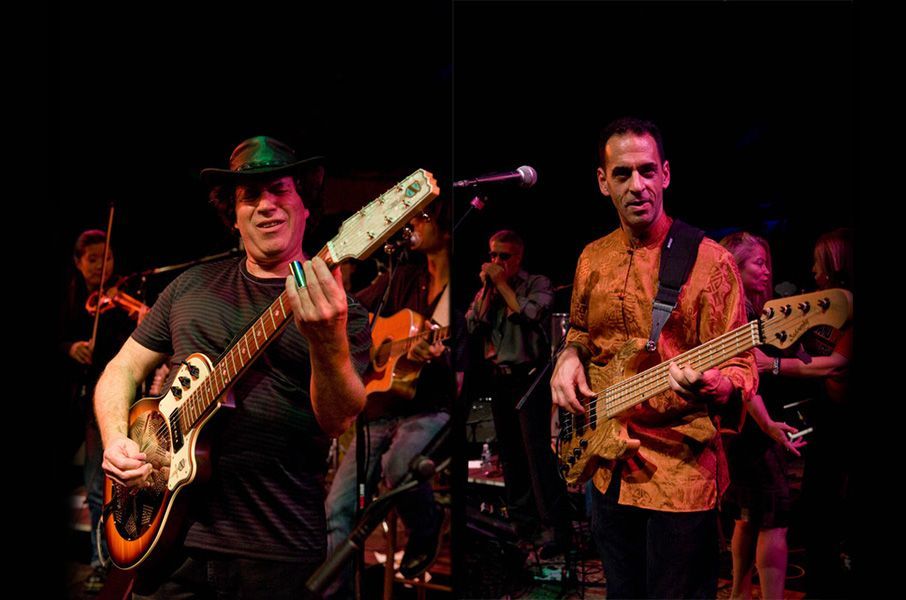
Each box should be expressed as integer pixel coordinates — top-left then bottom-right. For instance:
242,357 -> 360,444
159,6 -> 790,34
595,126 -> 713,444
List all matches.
310,338 -> 366,438
95,362 -> 142,448
94,338 -> 166,448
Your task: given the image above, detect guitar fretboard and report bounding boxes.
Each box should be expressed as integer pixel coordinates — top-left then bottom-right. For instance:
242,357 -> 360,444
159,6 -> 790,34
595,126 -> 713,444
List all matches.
599,321 -> 761,418
381,326 -> 451,360
176,247 -> 333,434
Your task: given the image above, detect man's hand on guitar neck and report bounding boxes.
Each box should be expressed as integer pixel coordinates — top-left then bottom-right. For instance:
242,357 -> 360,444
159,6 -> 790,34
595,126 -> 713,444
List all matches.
551,345 -> 596,415
407,322 -> 446,364
102,436 -> 153,489
285,257 -> 350,350
667,363 -> 734,406
285,257 -> 366,438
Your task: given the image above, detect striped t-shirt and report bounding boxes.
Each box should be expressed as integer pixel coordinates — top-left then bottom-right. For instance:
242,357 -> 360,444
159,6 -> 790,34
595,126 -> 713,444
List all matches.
132,257 -> 371,563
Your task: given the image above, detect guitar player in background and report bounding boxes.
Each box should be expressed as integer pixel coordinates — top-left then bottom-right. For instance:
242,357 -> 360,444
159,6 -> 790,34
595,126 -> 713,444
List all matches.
94,135 -> 372,599
464,229 -> 574,558
550,117 -> 758,599
60,229 -> 136,594
323,195 -> 453,599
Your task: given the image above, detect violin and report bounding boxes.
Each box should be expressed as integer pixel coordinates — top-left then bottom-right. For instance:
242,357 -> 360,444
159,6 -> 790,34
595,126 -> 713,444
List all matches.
85,281 -> 150,323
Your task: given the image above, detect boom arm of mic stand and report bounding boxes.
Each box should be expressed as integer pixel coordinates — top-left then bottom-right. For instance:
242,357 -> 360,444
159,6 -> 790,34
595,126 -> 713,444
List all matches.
139,248 -> 244,277
304,453 -> 446,599
515,322 -> 571,411
452,191 -> 488,234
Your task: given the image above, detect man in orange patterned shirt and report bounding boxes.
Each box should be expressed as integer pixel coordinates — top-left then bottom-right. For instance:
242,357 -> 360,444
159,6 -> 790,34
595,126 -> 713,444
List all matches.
551,117 -> 757,598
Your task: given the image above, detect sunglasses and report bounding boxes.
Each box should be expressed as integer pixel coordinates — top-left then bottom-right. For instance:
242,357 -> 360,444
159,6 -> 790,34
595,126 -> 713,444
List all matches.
489,251 -> 513,260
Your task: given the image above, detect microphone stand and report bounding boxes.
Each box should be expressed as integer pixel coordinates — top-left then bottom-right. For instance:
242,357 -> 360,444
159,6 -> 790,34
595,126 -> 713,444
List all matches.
452,186 -> 488,234
515,322 -> 570,412
136,247 -> 244,277
351,243 -> 405,600
305,422 -> 451,599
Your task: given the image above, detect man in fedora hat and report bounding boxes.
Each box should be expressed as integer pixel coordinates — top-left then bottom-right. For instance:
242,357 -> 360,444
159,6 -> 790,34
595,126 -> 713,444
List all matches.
94,136 -> 372,598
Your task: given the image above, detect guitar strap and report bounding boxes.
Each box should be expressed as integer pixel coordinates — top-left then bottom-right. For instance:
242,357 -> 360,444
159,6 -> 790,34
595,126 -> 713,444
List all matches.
429,284 -> 450,327
647,219 -> 705,352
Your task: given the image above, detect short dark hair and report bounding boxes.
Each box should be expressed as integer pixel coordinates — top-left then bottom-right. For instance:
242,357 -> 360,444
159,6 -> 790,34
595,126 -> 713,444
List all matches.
489,229 -> 524,252
73,229 -> 108,260
208,167 -> 325,232
598,116 -> 666,168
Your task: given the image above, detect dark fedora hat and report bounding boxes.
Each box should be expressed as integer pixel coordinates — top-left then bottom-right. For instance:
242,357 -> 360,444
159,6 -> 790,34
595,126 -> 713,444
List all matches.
200,136 -> 323,185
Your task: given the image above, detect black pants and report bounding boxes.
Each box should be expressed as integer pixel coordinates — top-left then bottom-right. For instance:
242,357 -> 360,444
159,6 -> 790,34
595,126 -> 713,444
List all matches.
588,476 -> 719,599
133,548 -> 320,600
483,363 -> 572,541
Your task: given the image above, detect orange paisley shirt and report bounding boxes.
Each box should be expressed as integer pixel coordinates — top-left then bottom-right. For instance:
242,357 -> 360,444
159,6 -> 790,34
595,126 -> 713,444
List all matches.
566,220 -> 758,512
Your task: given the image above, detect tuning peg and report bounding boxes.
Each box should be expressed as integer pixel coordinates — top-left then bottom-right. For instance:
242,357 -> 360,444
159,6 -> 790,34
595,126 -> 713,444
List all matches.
774,331 -> 788,343
780,304 -> 792,317
818,297 -> 831,310
797,301 -> 811,313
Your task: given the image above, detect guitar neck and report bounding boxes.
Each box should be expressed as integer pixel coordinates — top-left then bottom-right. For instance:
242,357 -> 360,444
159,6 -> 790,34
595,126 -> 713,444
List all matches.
172,169 -> 439,433
387,325 -> 451,357
178,247 -> 334,431
601,321 -> 760,418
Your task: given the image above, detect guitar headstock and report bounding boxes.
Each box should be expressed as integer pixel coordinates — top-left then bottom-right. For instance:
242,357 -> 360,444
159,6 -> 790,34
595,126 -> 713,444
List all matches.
323,169 -> 439,265
759,288 -> 852,349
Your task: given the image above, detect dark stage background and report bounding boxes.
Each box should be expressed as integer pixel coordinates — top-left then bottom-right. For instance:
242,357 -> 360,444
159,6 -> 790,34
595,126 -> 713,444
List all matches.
49,3 -> 454,596
451,1 -> 855,313
52,3 -> 453,302
50,1 -> 857,596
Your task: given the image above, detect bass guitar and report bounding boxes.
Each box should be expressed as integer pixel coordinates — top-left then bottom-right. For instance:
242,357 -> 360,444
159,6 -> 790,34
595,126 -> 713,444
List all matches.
104,170 -> 439,569
557,289 -> 852,486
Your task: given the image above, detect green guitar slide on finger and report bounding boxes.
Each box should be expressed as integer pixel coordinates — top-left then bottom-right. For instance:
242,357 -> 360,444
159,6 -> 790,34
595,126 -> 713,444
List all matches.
290,261 -> 307,288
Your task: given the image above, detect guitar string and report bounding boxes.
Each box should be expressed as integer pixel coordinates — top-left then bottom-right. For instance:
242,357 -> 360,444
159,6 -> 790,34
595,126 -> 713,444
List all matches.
560,307 -> 817,438
560,323 -> 756,436
560,325 -> 757,438
561,303 -> 833,439
147,290 -> 293,441
142,198 -> 431,442
118,186 -> 433,489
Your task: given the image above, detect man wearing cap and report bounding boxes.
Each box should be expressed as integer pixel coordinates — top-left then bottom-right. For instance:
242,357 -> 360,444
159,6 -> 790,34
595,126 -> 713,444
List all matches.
94,136 -> 372,598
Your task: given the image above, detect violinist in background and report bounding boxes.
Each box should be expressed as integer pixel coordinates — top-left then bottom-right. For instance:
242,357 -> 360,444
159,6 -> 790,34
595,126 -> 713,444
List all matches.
59,229 -> 138,594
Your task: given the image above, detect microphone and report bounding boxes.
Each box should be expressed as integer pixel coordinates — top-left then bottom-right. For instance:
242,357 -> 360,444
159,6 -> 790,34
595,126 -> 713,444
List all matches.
383,231 -> 422,254
453,165 -> 538,189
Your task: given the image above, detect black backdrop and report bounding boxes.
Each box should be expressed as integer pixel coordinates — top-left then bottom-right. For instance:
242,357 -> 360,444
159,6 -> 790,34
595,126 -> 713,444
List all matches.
49,1 -> 857,596
452,1 -> 854,313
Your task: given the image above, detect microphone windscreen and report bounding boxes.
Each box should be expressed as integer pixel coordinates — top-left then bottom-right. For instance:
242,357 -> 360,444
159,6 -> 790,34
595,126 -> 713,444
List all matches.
516,165 -> 538,188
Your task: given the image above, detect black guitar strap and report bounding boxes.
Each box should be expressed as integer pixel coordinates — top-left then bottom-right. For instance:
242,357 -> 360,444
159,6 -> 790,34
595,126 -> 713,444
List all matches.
647,219 -> 705,352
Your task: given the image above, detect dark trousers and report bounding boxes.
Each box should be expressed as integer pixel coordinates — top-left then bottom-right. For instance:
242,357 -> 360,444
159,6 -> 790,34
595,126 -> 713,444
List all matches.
801,406 -> 853,599
588,474 -> 719,599
484,364 -> 572,540
133,548 -> 319,600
